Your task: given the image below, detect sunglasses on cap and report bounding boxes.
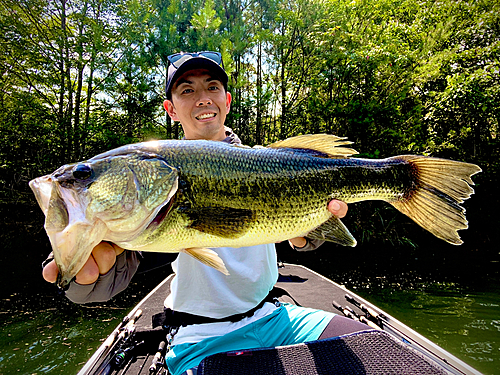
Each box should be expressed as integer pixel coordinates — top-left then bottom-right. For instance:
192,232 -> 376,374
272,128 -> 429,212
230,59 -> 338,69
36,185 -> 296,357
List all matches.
167,51 -> 223,69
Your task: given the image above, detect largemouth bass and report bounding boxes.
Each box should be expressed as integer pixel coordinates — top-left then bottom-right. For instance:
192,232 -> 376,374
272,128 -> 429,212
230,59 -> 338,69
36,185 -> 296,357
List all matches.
29,134 -> 481,289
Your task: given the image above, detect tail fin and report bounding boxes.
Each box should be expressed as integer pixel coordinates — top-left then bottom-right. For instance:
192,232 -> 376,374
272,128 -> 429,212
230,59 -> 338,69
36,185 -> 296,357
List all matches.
390,156 -> 481,245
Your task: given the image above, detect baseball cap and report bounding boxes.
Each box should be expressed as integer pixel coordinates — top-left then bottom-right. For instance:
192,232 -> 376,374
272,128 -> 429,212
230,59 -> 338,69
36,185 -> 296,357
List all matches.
165,51 -> 228,100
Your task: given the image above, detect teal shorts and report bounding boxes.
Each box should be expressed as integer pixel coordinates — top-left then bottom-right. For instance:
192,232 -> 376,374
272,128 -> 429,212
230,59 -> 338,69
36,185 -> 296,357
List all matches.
165,303 -> 335,375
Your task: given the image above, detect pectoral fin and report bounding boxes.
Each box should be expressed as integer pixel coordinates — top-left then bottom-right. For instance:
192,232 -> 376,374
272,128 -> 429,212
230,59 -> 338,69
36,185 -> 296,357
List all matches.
307,216 -> 357,247
182,248 -> 230,275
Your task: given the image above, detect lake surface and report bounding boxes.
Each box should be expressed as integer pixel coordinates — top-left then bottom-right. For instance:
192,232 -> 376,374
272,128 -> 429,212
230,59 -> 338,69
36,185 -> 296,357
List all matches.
0,267 -> 174,375
0,204 -> 498,374
357,282 -> 500,374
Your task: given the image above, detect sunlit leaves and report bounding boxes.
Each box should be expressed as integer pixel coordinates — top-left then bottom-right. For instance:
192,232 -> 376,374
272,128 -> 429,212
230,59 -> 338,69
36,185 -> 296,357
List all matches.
0,0 -> 498,207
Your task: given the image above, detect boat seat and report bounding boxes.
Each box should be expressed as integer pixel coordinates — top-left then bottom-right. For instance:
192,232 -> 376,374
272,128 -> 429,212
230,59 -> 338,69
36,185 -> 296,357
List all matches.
198,330 -> 449,375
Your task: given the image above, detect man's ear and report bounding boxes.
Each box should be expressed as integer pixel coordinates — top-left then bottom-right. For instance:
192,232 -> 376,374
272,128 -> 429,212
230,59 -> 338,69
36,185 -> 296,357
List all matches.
225,92 -> 232,114
164,99 -> 179,121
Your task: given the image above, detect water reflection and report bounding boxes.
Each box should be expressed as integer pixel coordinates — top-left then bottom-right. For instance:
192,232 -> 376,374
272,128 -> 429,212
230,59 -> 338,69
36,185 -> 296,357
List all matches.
355,284 -> 500,375
0,265 -> 171,375
0,294 -> 126,374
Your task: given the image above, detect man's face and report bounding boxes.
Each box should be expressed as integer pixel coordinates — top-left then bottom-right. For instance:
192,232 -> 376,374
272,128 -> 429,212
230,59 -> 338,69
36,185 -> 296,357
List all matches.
164,69 -> 231,141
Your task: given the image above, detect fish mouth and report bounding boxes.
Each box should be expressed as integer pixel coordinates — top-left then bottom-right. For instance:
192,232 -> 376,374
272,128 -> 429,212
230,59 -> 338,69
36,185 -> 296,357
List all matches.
52,218 -> 107,289
30,175 -> 108,289
29,175 -> 54,216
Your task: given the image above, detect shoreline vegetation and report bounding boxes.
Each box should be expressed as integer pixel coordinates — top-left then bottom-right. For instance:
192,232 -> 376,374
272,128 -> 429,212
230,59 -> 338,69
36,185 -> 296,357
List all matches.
0,0 -> 498,345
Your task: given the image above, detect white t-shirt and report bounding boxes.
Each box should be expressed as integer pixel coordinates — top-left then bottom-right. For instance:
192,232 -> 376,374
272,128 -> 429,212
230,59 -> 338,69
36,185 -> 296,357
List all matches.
165,244 -> 278,318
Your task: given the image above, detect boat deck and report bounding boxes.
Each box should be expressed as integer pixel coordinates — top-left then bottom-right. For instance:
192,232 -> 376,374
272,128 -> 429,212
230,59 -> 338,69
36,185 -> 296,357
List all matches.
80,264 -> 481,375
135,263 -> 350,334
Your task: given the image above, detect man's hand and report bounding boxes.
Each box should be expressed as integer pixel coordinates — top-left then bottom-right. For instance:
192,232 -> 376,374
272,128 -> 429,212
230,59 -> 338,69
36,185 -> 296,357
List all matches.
42,242 -> 125,285
326,200 -> 348,219
288,200 -> 348,249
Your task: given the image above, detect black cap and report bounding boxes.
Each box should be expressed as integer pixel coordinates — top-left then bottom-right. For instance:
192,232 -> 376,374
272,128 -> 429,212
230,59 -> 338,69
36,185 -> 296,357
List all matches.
165,52 -> 228,100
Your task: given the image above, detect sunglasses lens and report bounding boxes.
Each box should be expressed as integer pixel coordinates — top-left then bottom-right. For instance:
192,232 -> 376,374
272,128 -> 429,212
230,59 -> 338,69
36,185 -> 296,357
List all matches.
168,54 -> 188,67
168,51 -> 222,68
200,52 -> 222,64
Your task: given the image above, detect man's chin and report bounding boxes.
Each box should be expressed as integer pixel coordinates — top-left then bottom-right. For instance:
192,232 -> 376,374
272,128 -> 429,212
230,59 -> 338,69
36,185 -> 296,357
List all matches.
188,122 -> 225,140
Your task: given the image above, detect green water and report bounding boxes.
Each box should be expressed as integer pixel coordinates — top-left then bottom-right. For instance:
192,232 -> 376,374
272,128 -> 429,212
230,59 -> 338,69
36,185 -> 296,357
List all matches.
356,283 -> 500,374
1,273 -> 498,374
0,302 -> 125,374
0,261 -> 173,375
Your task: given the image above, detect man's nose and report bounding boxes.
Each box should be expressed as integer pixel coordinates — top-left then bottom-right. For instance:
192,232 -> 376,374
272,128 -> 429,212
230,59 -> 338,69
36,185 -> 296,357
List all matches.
196,92 -> 212,106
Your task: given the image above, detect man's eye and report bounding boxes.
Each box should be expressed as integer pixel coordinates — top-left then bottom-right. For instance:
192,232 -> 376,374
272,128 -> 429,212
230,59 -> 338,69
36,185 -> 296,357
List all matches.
182,88 -> 194,94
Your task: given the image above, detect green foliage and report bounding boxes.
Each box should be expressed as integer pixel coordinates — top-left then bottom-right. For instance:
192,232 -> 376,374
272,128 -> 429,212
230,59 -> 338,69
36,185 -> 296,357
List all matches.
0,0 -> 498,247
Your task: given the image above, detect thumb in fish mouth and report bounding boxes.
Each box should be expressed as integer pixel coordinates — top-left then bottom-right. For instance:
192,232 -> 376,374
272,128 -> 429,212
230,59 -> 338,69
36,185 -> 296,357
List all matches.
48,219 -> 108,290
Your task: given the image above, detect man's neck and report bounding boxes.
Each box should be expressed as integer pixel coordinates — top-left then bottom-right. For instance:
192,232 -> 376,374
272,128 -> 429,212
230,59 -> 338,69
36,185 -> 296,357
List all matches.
184,128 -> 227,141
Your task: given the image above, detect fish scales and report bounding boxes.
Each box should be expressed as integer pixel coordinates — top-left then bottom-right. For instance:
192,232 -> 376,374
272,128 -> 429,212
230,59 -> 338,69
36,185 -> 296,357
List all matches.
29,134 -> 481,288
121,142 -> 414,251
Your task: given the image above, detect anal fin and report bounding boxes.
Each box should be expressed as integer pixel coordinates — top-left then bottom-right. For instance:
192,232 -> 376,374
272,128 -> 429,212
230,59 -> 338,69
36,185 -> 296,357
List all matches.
307,216 -> 357,247
182,248 -> 230,275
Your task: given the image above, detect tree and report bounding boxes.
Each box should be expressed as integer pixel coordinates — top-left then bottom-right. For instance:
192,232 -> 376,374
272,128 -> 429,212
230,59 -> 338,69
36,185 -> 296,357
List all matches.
415,0 -> 500,162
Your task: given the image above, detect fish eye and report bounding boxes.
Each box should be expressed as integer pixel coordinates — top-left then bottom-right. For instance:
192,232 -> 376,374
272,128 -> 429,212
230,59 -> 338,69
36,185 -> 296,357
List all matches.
73,164 -> 92,180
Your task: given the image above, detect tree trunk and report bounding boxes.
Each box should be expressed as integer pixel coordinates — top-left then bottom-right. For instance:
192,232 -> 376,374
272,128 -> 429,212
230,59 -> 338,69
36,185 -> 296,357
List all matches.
256,41 -> 262,145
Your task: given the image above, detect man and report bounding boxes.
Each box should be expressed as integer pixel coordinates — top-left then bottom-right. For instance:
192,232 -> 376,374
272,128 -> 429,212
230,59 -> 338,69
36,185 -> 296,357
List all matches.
43,51 -> 366,374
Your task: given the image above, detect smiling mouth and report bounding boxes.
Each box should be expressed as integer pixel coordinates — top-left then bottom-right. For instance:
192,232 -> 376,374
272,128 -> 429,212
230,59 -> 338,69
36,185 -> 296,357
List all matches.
196,113 -> 216,120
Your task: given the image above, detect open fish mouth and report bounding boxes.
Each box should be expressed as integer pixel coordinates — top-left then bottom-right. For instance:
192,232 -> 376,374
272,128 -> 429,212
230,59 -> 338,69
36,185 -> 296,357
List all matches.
30,175 -> 107,289
30,156 -> 180,289
30,176 -> 55,217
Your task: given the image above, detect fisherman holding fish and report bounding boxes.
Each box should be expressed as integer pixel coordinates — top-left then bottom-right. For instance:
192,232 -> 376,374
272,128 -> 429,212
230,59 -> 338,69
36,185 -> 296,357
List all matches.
41,51 -> 369,374
37,51 -> 479,375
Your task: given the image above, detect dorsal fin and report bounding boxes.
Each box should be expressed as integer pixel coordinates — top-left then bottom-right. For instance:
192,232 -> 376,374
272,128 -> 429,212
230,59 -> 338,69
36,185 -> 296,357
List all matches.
267,134 -> 358,158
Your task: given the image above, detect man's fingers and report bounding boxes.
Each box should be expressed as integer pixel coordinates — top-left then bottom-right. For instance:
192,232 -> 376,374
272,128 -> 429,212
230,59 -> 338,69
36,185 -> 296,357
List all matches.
42,259 -> 59,283
288,237 -> 307,248
42,242 -> 124,286
92,242 -> 119,276
328,200 -> 348,218
112,243 -> 125,257
75,255 -> 100,285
